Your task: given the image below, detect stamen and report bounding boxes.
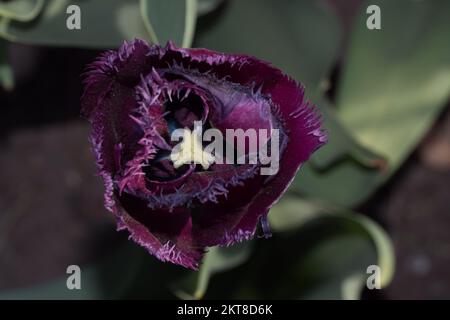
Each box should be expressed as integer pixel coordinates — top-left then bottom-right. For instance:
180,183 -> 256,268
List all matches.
170,124 -> 215,169
259,215 -> 272,239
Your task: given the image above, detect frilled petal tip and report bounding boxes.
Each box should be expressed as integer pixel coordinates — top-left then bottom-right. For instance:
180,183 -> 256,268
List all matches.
82,39 -> 327,269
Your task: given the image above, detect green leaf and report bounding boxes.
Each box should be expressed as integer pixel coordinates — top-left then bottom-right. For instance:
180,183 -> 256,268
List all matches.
197,0 -> 223,16
0,0 -> 44,22
195,0 -> 341,95
291,99 -> 387,207
335,0 -> 450,194
276,197 -> 395,290
311,100 -> 387,171
0,40 -> 13,91
294,162 -> 380,207
238,197 -> 395,299
286,0 -> 450,207
293,212 -> 394,299
174,242 -> 252,300
350,213 -> 395,288
269,193 -> 325,232
0,0 -> 150,48
0,242 -> 143,299
140,0 -> 197,48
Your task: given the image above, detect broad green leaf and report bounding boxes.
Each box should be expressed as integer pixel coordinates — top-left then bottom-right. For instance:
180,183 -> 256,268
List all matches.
269,193 -> 325,231
140,0 -> 197,48
174,242 -> 252,300
271,196 -> 395,290
0,0 -> 150,48
294,212 -> 394,299
335,0 -> 450,193
295,161 -> 380,207
195,0 -> 341,94
293,231 -> 375,300
0,0 -> 44,22
292,99 -> 387,207
0,242 -> 143,299
237,197 -> 394,299
311,100 -> 387,171
0,40 -> 13,91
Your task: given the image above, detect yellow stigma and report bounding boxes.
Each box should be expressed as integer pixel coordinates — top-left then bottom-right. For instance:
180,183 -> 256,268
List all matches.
170,129 -> 215,169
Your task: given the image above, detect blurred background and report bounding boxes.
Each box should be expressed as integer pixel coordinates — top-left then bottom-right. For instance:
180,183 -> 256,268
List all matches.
0,0 -> 449,299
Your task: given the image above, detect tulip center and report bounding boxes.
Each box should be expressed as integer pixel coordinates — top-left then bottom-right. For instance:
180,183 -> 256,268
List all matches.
144,88 -> 213,182
170,125 -> 215,170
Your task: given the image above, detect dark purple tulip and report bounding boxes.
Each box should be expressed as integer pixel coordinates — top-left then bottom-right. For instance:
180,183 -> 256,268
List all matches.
81,40 -> 327,269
